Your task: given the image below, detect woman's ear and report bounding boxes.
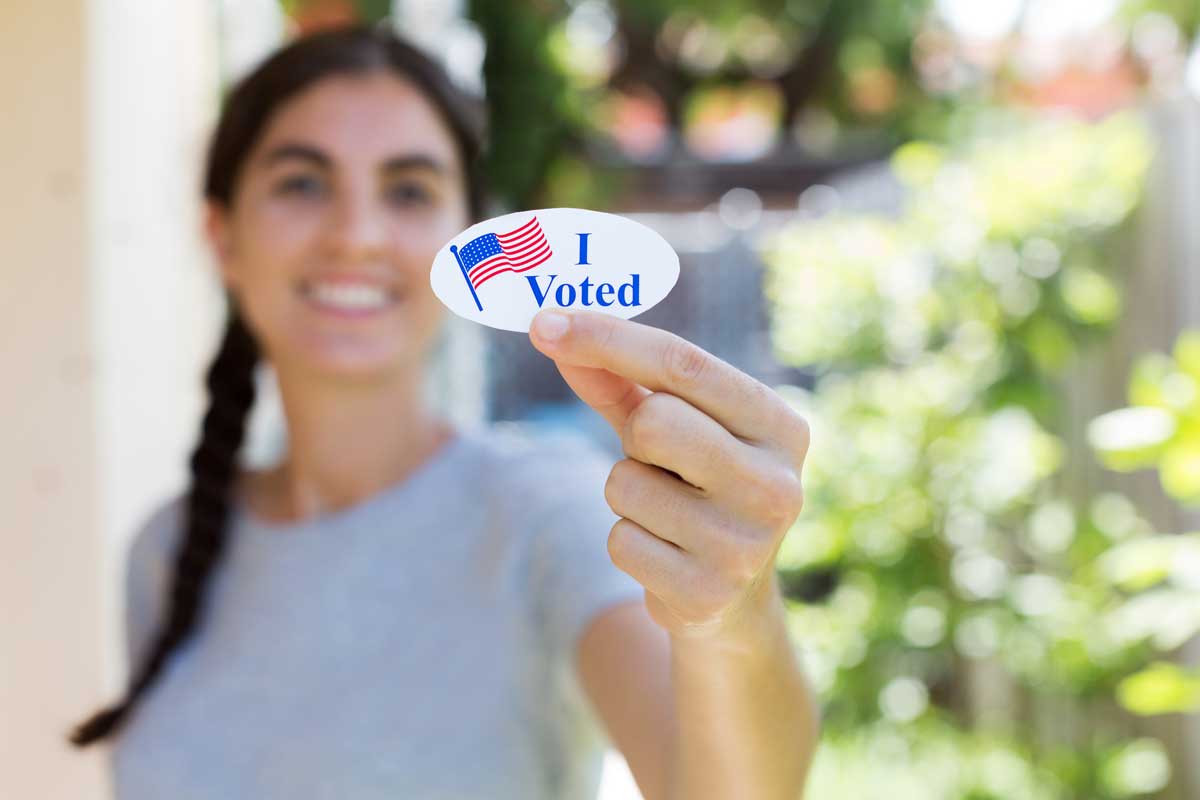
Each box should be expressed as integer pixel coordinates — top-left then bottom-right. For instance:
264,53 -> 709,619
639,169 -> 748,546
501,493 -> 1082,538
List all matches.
204,200 -> 239,289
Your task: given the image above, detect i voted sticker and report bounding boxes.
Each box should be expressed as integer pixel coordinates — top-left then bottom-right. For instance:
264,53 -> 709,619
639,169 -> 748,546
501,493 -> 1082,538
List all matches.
430,207 -> 680,332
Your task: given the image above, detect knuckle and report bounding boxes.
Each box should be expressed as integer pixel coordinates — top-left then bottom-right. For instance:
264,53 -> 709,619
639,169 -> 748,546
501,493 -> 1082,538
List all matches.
664,335 -> 709,387
747,376 -> 776,411
715,544 -> 753,587
603,467 -> 621,511
722,539 -> 763,588
790,412 -> 812,460
625,394 -> 670,457
593,315 -> 616,351
604,458 -> 638,511
607,519 -> 635,563
634,391 -> 672,425
750,466 -> 805,527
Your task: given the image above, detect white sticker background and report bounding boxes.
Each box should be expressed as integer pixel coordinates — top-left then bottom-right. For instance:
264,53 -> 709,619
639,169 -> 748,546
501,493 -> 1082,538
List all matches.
430,207 -> 680,332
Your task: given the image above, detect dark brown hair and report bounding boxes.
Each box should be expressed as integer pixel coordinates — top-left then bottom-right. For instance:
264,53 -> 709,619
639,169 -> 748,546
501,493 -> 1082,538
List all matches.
68,22 -> 487,748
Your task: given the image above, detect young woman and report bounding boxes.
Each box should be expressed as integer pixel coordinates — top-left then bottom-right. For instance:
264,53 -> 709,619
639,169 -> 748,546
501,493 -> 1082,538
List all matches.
69,23 -> 819,800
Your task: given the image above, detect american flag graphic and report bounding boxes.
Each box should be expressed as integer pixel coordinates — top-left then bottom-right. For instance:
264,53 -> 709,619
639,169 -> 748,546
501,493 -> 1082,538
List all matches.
450,217 -> 553,312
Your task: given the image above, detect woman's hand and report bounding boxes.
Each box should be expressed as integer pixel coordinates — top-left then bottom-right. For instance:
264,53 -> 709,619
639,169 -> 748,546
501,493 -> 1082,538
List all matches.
528,307 -> 810,644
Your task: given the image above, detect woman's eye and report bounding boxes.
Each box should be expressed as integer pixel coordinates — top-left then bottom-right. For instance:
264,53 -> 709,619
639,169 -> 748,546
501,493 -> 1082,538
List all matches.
276,174 -> 324,196
388,182 -> 432,206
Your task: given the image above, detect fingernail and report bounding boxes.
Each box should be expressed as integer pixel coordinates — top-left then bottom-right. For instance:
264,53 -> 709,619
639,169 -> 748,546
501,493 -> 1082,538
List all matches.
533,310 -> 569,342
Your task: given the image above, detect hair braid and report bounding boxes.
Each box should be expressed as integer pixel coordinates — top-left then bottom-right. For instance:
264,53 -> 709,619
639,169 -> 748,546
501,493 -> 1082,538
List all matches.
68,305 -> 259,746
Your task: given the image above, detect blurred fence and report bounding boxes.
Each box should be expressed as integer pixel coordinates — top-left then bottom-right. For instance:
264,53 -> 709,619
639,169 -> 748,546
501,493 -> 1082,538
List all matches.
1055,92 -> 1200,800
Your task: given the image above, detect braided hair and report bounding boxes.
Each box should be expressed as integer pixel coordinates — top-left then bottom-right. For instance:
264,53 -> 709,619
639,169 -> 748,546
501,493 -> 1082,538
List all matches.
68,23 -> 486,748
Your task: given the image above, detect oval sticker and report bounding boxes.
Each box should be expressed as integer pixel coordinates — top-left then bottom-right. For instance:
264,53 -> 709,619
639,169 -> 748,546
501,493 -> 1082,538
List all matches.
430,207 -> 680,332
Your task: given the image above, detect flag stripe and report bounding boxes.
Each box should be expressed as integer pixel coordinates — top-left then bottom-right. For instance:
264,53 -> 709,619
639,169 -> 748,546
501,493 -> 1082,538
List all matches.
469,243 -> 553,284
473,253 -> 551,288
467,234 -> 549,278
486,238 -> 545,264
493,237 -> 541,259
455,215 -> 554,292
471,243 -> 552,287
496,217 -> 539,241
497,225 -> 542,250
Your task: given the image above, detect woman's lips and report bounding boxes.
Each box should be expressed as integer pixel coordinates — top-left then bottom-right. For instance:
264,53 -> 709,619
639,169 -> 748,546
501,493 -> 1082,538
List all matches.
298,278 -> 402,318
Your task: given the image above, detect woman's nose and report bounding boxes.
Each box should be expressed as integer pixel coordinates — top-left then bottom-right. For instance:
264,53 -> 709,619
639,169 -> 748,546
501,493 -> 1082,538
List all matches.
327,189 -> 389,260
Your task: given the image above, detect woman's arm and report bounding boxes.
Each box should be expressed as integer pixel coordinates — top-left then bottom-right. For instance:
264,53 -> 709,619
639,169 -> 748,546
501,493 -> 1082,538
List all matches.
579,573 -> 819,800
532,307 -> 820,799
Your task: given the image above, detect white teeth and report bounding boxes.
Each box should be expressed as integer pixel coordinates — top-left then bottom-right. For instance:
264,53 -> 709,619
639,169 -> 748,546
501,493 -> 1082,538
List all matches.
303,281 -> 395,310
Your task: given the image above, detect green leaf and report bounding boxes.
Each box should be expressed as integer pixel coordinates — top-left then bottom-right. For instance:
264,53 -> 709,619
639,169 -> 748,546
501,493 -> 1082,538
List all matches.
1128,353 -> 1177,407
1159,441 -> 1200,503
1098,535 -> 1176,591
891,141 -> 943,188
1172,330 -> 1200,381
1117,662 -> 1200,715
1059,265 -> 1121,325
1087,406 -> 1176,471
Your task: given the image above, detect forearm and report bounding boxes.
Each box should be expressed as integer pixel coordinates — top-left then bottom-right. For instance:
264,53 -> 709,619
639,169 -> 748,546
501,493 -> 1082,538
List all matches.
664,572 -> 820,800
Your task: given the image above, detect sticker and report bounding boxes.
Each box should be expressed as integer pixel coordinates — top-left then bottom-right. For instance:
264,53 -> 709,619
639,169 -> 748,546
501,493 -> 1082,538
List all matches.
430,207 -> 680,332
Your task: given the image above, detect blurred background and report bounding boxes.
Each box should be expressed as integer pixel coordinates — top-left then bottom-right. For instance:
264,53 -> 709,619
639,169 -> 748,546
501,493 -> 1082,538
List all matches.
4,0 -> 1200,797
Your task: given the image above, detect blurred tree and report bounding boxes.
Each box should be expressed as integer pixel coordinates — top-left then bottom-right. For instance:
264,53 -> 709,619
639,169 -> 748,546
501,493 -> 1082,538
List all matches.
758,111 -> 1197,798
465,0 -> 577,212
279,0 -> 391,35
270,0 -> 1200,208
1090,330 -> 1200,717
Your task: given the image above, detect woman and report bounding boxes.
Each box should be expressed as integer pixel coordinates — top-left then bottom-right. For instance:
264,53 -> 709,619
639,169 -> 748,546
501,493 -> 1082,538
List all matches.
69,23 -> 819,800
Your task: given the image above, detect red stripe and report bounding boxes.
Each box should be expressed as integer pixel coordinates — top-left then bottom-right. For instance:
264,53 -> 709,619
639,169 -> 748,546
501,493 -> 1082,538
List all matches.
500,241 -> 552,268
472,247 -> 552,285
499,217 -> 537,238
465,230 -> 545,280
502,238 -> 546,260
499,236 -> 543,258
497,217 -> 538,241
467,253 -> 507,279
473,247 -> 553,287
501,227 -> 546,251
498,225 -> 543,249
467,240 -> 551,280
472,245 -> 552,287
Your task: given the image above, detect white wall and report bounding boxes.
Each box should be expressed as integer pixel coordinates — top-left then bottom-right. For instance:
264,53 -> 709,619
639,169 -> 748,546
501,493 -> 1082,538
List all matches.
88,0 -> 225,701
0,1 -> 105,796
1,1 -> 223,797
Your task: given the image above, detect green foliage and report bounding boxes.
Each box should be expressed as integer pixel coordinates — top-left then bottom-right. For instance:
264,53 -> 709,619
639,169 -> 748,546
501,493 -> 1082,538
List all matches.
465,0 -> 578,210
1089,325 -> 1200,717
277,0 -> 391,23
1118,661 -> 1200,715
760,112 -> 1180,797
805,718 -> 1064,799
270,0 -> 1200,209
1091,331 -> 1200,505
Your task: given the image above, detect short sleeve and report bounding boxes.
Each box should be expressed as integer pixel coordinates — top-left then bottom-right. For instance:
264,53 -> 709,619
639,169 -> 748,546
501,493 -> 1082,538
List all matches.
122,494 -> 186,673
524,430 -> 646,672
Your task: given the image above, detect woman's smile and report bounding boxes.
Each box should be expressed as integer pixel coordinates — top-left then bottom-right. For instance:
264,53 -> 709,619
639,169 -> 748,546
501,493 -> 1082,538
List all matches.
298,276 -> 404,319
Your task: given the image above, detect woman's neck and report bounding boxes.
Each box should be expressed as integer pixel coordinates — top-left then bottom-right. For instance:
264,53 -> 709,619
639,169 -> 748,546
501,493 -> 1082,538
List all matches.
246,361 -> 457,526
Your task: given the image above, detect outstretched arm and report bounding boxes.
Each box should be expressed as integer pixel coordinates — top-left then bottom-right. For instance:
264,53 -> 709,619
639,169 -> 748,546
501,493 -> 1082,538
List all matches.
529,307 -> 820,799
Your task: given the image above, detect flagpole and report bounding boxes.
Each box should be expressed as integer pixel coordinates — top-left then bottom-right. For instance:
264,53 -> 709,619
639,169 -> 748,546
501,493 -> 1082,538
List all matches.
450,245 -> 483,312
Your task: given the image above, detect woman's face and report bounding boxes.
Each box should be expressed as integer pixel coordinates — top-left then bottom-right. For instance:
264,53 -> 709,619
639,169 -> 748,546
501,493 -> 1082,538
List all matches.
206,72 -> 471,380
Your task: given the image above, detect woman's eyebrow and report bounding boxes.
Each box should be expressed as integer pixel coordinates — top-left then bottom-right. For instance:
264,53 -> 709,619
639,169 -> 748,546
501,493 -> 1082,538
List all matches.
381,154 -> 448,175
261,142 -> 330,169
259,142 -> 448,174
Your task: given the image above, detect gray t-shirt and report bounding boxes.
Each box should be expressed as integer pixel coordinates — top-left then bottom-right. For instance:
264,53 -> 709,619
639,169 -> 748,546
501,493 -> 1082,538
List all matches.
109,423 -> 646,799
